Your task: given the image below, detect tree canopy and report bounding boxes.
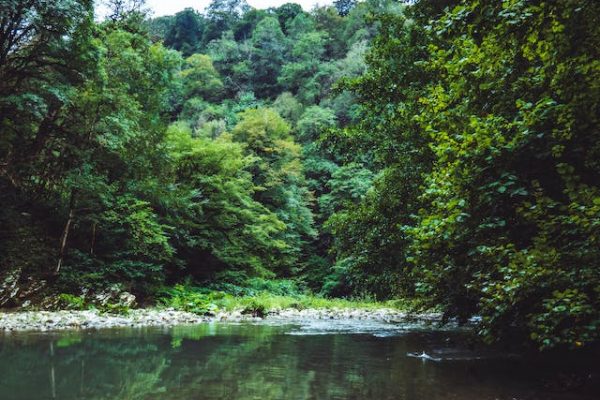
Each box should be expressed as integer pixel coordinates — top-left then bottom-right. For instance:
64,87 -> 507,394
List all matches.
1,0 -> 598,350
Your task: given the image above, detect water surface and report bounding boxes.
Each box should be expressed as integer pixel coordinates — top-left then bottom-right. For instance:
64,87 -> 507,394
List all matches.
0,320 -> 597,400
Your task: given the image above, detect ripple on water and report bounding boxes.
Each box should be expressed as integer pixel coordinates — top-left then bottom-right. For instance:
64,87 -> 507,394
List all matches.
282,318 -> 450,336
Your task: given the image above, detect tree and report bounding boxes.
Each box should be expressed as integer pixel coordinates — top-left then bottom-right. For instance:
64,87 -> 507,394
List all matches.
231,108 -> 316,273
55,21 -> 182,292
327,4 -> 434,299
285,12 -> 316,40
296,106 -> 337,142
206,0 -> 249,20
313,6 -> 347,59
207,31 -> 251,96
104,0 -> 147,21
180,54 -> 224,102
406,0 -> 600,348
164,8 -> 204,56
249,17 -> 287,98
331,0 -> 600,349
203,0 -> 249,45
0,2 -> 183,295
146,15 -> 175,42
279,31 -> 335,104
0,0 -> 96,190
333,0 -> 357,17
163,123 -> 288,277
275,3 -> 303,33
233,8 -> 268,41
273,92 -> 304,125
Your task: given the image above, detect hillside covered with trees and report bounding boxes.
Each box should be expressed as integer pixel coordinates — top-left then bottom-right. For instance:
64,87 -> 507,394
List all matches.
1,0 -> 598,350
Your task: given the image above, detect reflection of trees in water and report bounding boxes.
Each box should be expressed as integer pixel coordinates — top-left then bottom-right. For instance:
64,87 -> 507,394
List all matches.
147,326 -> 439,400
1,327 -> 573,400
0,331 -> 169,400
156,325 -> 314,400
0,327 -> 445,400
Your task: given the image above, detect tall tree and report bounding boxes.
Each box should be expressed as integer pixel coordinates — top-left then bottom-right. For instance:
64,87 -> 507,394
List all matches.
275,3 -> 303,33
249,17 -> 287,98
203,0 -> 249,45
231,108 -> 316,273
0,0 -> 96,190
163,123 -> 288,278
164,8 -> 204,56
279,31 -> 330,104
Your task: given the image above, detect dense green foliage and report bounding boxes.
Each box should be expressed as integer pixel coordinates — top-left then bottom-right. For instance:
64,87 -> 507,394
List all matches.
329,0 -> 600,349
0,0 -> 380,300
1,0 -> 598,350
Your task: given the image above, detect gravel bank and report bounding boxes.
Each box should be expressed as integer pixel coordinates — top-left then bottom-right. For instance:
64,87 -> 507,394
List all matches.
0,308 -> 442,332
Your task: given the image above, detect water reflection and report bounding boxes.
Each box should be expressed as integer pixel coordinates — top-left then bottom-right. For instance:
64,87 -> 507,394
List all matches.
0,323 -> 596,400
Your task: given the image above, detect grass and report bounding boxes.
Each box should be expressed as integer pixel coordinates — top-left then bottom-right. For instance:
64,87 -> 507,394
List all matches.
157,284 -> 419,316
213,293 -> 412,312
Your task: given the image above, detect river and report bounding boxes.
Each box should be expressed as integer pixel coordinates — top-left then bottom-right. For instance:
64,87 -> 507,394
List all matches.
0,319 -> 597,399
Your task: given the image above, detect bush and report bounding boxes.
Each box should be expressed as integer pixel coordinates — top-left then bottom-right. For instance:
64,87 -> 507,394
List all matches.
241,300 -> 267,317
158,284 -> 220,315
58,294 -> 86,310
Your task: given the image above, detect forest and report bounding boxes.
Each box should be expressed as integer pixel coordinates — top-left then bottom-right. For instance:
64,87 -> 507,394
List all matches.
0,0 -> 598,351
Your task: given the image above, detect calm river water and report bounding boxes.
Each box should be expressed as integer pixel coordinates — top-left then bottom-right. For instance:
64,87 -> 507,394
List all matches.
0,320 -> 597,400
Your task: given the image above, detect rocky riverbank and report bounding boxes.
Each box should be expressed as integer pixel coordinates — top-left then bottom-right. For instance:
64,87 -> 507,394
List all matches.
0,308 -> 442,332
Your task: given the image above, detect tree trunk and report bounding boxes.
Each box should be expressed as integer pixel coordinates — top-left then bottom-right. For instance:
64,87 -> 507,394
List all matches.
56,191 -> 76,275
90,222 -> 97,255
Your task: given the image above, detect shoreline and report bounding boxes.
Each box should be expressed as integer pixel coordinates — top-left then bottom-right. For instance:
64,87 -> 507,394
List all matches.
0,308 -> 443,332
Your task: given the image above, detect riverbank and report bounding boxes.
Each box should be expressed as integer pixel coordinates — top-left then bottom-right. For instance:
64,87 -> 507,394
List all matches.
0,308 -> 442,332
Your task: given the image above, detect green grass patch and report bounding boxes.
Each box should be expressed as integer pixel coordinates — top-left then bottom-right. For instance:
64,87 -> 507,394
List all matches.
157,284 -> 418,316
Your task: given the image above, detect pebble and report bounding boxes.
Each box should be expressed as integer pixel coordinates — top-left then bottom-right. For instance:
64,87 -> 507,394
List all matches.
0,308 -> 442,332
